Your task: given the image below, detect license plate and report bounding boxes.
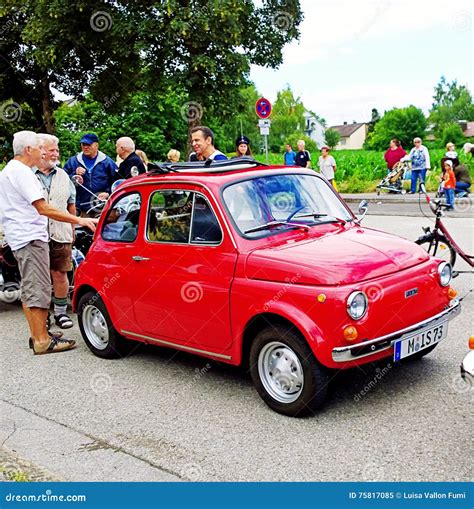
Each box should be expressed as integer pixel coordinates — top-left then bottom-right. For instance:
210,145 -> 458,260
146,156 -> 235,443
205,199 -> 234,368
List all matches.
394,321 -> 448,361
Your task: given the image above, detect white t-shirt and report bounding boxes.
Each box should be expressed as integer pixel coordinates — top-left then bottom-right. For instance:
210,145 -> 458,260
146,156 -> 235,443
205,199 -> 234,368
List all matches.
0,159 -> 48,250
318,155 -> 336,180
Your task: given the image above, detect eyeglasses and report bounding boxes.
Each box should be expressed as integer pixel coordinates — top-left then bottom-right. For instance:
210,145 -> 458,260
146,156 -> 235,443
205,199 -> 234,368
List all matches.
414,141 -> 421,144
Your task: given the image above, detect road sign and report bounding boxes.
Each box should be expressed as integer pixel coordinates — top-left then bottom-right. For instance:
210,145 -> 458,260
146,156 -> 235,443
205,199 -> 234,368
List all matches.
255,98 -> 272,119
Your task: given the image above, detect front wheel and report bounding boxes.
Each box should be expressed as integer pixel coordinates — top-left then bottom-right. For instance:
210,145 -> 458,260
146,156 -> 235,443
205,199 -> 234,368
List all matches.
249,325 -> 329,417
416,233 -> 456,267
78,291 -> 132,359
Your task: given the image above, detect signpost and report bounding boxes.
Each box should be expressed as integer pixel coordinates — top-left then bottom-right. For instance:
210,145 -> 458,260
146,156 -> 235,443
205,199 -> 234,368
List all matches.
255,98 -> 272,163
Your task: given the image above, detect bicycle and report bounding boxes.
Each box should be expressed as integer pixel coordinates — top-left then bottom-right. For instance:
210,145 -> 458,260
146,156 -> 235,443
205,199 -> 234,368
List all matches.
415,184 -> 473,275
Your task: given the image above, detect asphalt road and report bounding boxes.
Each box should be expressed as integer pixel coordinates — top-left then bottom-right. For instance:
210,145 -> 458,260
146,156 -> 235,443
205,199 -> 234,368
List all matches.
0,206 -> 472,482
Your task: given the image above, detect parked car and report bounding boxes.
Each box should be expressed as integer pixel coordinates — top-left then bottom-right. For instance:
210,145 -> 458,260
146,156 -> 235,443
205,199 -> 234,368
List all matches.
73,158 -> 461,416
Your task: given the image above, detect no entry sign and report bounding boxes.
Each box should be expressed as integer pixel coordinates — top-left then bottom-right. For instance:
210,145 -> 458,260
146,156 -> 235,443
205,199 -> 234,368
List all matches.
255,97 -> 272,119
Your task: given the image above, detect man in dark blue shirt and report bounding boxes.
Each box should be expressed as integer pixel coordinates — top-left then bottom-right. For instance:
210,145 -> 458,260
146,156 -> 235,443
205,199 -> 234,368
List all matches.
63,133 -> 117,214
115,137 -> 146,179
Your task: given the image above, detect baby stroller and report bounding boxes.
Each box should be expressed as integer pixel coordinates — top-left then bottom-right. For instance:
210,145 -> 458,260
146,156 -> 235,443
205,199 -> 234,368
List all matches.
376,161 -> 410,195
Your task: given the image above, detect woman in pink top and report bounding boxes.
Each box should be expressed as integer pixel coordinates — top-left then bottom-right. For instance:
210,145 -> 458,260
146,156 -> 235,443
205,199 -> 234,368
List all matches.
384,139 -> 407,173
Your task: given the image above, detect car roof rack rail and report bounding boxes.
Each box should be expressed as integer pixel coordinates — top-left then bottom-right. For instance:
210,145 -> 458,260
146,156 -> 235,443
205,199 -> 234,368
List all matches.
147,157 -> 266,175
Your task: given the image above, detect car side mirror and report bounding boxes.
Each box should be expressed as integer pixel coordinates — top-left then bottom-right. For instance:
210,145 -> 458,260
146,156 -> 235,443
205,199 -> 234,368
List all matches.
358,199 -> 369,221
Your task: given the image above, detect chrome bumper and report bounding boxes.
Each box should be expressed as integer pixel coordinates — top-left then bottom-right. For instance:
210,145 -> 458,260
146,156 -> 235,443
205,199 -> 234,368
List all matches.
332,299 -> 461,363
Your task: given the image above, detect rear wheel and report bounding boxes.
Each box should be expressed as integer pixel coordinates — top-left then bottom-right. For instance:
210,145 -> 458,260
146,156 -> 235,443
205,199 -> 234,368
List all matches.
416,233 -> 456,266
78,291 -> 132,359
249,325 -> 329,417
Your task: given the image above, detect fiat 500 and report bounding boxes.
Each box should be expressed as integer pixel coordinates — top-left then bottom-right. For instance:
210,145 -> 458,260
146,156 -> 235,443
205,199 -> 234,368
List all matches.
73,159 -> 461,416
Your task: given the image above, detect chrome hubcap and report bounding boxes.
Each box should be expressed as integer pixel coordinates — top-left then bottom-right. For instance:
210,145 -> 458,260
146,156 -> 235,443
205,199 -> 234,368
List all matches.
83,305 -> 109,350
258,341 -> 304,403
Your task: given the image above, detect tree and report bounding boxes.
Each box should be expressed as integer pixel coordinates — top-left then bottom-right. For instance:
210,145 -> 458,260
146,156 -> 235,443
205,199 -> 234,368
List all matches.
429,76 -> 474,136
1,0 -> 304,142
439,123 -> 466,148
1,1 -> 144,133
367,107 -> 381,134
364,106 -> 427,150
324,128 -> 341,149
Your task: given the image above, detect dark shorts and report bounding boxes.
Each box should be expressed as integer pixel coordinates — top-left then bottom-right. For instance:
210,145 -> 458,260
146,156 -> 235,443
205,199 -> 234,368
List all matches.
13,240 -> 51,309
49,240 -> 73,272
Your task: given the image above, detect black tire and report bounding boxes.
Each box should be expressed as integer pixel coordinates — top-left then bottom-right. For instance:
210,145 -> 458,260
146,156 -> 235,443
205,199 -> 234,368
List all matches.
77,291 -> 132,359
249,325 -> 329,417
416,233 -> 456,267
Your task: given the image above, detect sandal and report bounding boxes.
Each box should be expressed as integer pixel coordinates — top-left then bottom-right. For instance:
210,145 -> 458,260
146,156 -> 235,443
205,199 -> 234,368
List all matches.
33,336 -> 76,355
54,313 -> 74,329
29,331 -> 63,349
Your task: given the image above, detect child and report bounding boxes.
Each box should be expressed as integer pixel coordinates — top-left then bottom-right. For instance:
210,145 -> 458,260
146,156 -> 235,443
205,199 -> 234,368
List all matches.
445,142 -> 458,160
443,160 -> 456,210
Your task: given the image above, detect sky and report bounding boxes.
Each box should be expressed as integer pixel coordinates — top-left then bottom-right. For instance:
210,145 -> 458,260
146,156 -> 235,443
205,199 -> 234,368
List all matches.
250,0 -> 473,126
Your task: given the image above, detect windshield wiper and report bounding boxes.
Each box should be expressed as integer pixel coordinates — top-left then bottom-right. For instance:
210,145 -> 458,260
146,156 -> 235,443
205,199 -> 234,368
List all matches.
244,220 -> 310,234
292,213 -> 347,225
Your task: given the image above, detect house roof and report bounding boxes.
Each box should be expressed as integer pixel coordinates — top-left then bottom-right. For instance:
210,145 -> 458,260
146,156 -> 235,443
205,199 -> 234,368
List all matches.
463,122 -> 474,137
329,122 -> 366,138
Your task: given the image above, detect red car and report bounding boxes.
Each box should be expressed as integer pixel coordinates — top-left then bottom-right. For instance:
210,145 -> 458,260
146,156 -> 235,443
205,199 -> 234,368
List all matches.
73,159 -> 461,416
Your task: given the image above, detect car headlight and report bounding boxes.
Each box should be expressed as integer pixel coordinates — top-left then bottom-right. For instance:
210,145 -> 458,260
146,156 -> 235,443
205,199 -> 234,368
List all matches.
438,262 -> 452,287
347,291 -> 368,320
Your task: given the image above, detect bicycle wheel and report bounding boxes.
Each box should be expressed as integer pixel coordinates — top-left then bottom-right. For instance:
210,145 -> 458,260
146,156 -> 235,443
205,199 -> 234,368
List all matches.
416,234 -> 456,267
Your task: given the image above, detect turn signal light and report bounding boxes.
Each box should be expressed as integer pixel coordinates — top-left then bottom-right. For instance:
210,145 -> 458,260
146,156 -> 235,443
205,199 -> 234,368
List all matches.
343,326 -> 358,341
447,287 -> 457,300
317,294 -> 326,303
469,336 -> 474,350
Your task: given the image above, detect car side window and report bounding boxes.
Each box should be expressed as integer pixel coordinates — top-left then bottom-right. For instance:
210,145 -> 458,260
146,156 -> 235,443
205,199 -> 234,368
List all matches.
191,194 -> 222,244
102,192 -> 141,242
147,190 -> 193,243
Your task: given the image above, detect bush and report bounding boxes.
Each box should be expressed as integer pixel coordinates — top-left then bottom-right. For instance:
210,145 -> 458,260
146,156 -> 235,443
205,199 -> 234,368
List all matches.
439,123 -> 466,148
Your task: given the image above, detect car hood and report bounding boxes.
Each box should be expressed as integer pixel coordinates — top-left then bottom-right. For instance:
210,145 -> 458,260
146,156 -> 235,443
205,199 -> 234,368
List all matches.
245,227 -> 429,285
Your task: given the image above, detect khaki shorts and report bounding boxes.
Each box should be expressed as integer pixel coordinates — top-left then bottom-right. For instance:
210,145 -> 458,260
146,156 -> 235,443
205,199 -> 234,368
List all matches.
13,240 -> 51,309
49,240 -> 73,272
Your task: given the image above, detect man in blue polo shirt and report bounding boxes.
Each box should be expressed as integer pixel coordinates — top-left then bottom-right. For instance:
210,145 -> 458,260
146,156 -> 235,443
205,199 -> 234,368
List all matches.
64,133 -> 117,215
284,143 -> 296,165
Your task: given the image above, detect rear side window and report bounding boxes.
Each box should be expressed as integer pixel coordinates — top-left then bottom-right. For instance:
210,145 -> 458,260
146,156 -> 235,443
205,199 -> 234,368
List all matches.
102,192 -> 141,242
147,190 -> 222,244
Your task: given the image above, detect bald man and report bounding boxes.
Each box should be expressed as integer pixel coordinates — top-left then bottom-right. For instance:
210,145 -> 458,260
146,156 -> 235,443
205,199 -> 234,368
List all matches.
115,137 -> 146,179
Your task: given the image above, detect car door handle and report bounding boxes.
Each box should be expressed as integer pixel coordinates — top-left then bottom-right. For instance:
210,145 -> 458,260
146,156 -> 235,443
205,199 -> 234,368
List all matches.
132,256 -> 150,262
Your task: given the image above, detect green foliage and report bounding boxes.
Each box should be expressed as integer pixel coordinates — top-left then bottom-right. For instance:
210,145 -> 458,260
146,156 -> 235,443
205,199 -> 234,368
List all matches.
429,76 -> 474,137
324,128 -> 341,149
54,89 -> 189,162
269,85 -> 306,151
1,0 -> 303,137
284,133 -> 317,154
364,106 -> 427,150
439,123 -> 466,148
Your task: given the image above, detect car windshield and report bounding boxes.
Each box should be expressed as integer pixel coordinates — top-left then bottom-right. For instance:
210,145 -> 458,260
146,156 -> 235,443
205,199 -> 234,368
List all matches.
222,173 -> 353,238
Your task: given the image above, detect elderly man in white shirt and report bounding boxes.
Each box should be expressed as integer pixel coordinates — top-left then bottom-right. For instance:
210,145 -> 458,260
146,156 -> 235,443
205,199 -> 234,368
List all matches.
0,131 -> 97,355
